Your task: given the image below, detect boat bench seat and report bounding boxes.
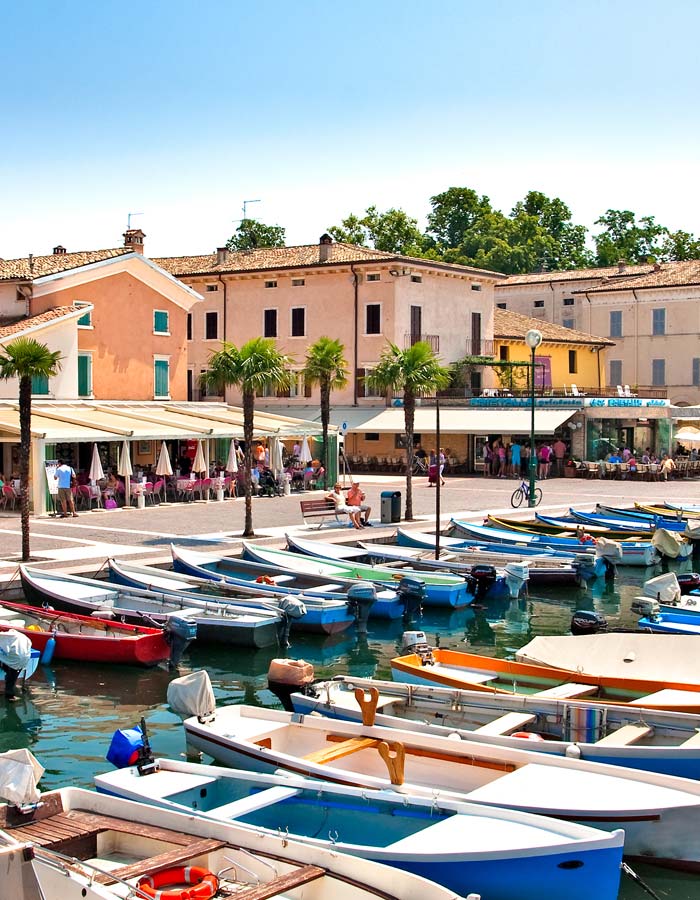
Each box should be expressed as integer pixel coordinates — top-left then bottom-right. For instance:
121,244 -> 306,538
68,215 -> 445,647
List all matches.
474,712 -> 537,736
304,584 -> 344,593
208,786 -> 300,820
531,683 -> 598,700
679,730 -> 700,748
270,575 -> 295,584
97,838 -> 228,884
0,608 -> 27,623
595,723 -> 654,747
329,691 -> 396,714
303,737 -> 380,765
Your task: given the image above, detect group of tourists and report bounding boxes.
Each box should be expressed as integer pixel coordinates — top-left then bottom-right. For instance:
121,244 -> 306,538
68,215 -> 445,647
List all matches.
482,438 -> 569,479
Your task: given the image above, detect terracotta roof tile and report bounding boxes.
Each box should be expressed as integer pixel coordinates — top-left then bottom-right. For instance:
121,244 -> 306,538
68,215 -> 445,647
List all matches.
582,259 -> 700,293
498,263 -> 654,286
494,308 -> 614,346
0,305 -> 88,340
153,241 -> 505,279
0,248 -> 131,282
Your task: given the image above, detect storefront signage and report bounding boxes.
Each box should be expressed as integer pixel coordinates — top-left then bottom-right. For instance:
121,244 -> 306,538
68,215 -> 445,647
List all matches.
470,397 -> 580,408
584,398 -> 670,408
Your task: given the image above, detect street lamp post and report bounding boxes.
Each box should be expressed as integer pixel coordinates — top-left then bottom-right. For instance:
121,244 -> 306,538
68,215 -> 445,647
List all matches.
525,329 -> 543,508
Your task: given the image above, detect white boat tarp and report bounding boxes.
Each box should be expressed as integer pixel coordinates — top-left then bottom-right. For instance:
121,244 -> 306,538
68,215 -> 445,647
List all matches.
0,749 -> 44,807
0,630 -> 32,671
516,633 -> 700,686
595,538 -> 623,562
644,572 -> 681,603
652,528 -> 685,560
167,669 -> 216,720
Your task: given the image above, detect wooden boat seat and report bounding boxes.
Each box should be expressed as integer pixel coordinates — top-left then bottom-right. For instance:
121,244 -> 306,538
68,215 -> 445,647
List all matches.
433,665 -> 497,685
531,683 -> 598,700
207,786 -> 300,819
270,575 -> 295,584
595,723 -> 654,747
474,712 -> 537,736
303,737 -> 380,765
329,691 -> 396,714
96,838 -> 227,884
629,689 -> 700,711
233,865 -> 325,900
303,583 -> 344,593
680,730 -> 700,748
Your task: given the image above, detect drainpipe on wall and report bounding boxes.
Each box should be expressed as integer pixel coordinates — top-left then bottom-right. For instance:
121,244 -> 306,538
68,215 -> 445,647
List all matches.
217,274 -> 228,402
632,288 -> 639,388
351,264 -> 359,406
550,281 -> 555,321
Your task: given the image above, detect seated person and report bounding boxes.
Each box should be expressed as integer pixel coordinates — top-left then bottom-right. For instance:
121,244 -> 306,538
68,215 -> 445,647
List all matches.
325,482 -> 362,529
347,481 -> 371,525
257,465 -> 279,496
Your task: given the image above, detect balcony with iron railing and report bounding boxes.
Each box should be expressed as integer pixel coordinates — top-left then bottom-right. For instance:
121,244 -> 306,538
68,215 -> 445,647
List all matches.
464,338 -> 495,358
387,384 -> 668,406
404,333 -> 440,352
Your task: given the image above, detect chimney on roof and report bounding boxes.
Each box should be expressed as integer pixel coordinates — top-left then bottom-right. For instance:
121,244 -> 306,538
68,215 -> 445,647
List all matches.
653,262 -> 661,272
617,259 -> 626,273
123,228 -> 145,255
216,247 -> 229,266
53,244 -> 67,255
319,233 -> 333,263
28,253 -> 33,273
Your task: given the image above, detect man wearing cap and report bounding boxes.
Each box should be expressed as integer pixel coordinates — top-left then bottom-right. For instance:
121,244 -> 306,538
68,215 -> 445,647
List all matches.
347,481 -> 372,526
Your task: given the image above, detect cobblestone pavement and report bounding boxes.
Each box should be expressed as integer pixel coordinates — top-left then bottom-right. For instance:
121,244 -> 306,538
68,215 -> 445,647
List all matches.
0,472 -> 697,575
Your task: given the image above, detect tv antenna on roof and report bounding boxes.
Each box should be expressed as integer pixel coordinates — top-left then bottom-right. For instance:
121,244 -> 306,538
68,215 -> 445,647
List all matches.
237,199 -> 260,222
127,212 -> 144,229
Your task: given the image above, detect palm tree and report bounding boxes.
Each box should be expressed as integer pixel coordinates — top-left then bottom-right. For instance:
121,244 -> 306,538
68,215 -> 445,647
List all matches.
201,338 -> 293,537
0,338 -> 62,560
366,342 -> 450,520
303,337 -> 349,488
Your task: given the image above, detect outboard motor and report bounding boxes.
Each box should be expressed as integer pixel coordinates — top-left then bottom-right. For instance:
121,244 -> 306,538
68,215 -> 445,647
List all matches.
164,615 -> 197,668
346,583 -> 377,636
503,563 -> 529,598
267,658 -> 315,712
470,565 -> 498,601
400,630 -> 434,665
277,595 -> 307,647
397,576 -> 427,621
106,716 -> 157,776
631,596 -> 661,616
570,610 -> 608,636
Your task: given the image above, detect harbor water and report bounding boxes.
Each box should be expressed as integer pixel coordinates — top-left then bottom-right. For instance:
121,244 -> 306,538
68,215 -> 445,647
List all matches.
2,559 -> 699,899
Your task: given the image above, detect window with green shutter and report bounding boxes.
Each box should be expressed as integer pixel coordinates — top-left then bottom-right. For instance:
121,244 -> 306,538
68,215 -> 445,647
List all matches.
153,310 -> 169,333
77,310 -> 92,327
31,374 -> 49,395
154,359 -> 169,397
78,354 -> 92,397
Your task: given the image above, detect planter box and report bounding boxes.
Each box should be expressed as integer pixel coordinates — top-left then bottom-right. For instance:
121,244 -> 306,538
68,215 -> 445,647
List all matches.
564,467 -> 577,477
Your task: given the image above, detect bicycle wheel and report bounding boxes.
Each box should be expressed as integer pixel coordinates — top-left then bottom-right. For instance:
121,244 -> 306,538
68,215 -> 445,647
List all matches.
510,487 -> 525,508
533,487 -> 543,507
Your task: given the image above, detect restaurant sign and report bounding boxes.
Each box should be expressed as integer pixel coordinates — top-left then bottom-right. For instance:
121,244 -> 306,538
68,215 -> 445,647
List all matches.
584,398 -> 670,408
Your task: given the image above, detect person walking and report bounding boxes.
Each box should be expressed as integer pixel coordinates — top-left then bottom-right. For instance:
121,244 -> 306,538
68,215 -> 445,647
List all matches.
510,440 -> 521,477
552,437 -> 567,477
54,458 -> 78,517
438,448 -> 446,486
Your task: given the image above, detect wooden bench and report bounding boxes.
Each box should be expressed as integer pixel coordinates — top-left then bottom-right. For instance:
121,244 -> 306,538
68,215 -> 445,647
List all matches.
300,499 -> 346,529
595,723 -> 654,747
96,838 -> 227,884
680,730 -> 700,748
235,865 -> 325,900
531,683 -> 598,700
474,712 -> 537,737
303,737 -> 380,765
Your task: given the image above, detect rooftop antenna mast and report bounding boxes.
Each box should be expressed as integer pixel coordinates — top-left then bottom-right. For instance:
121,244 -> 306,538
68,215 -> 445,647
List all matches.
127,212 -> 144,229
241,199 -> 260,221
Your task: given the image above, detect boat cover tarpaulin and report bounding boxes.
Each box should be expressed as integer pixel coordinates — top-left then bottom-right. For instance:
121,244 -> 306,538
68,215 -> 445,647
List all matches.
167,669 -> 216,719
644,573 -> 681,603
0,749 -> 44,806
0,630 -> 32,671
516,633 -> 700,686
652,528 -> 685,560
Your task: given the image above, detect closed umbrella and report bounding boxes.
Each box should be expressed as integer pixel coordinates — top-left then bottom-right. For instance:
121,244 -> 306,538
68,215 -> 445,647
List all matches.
192,440 -> 207,474
225,440 -> 238,474
88,444 -> 104,483
156,441 -> 173,476
269,436 -> 284,476
117,440 -> 133,506
299,435 -> 313,464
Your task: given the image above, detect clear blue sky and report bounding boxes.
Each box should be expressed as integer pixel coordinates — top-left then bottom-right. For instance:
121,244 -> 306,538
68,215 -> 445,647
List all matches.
2,0 -> 698,258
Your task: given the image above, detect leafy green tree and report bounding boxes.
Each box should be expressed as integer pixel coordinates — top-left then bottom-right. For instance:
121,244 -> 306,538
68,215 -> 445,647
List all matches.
661,230 -> 700,261
329,206 -> 425,255
593,210 -> 668,265
366,342 -> 450,520
509,191 -> 593,270
425,187 -> 498,252
303,337 -> 349,488
0,338 -> 62,560
226,219 -> 286,251
201,338 -> 293,536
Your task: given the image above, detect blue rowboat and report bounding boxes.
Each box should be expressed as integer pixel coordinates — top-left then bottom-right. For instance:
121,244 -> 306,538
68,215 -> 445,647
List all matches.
571,508 -> 689,534
638,611 -> 700,635
96,756 -> 624,900
170,545 -> 383,627
242,542 -> 473,609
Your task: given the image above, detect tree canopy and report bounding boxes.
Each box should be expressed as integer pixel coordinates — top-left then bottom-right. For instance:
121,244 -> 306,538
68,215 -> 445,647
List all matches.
226,218 -> 286,251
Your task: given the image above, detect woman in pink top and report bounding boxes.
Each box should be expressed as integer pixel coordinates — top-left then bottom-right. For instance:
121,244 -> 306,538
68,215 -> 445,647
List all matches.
538,444 -> 551,479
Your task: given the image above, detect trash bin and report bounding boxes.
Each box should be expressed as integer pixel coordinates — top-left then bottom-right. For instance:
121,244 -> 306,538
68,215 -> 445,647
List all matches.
381,490 -> 401,524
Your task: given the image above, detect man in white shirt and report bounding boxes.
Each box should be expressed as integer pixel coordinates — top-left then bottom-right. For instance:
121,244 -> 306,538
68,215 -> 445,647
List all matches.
54,458 -> 78,517
325,483 -> 362,529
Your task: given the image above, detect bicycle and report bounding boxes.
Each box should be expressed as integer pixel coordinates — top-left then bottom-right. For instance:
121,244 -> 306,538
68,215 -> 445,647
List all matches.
412,457 -> 428,476
510,480 -> 542,508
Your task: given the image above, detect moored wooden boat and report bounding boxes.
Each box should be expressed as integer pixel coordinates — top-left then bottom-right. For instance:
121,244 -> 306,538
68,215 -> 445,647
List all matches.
0,598 -> 174,667
171,545 -> 396,624
1,785 -> 460,900
292,674 -> 700,779
638,611 -> 700,634
242,542 -> 473,609
20,565 -> 276,649
96,756 -> 624,900
492,512 -> 651,540
181,701 -> 700,871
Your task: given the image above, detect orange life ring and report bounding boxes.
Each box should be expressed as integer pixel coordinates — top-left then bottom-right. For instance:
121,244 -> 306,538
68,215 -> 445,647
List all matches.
137,866 -> 218,900
255,575 -> 275,585
512,732 -> 544,741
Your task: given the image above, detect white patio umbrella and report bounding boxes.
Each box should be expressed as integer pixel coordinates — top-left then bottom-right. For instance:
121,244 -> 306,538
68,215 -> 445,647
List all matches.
192,440 -> 207,474
155,441 -> 173,477
225,439 -> 239,473
675,427 -> 700,447
269,436 -> 284,476
88,444 -> 104,483
117,440 -> 133,506
299,435 -> 313,464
